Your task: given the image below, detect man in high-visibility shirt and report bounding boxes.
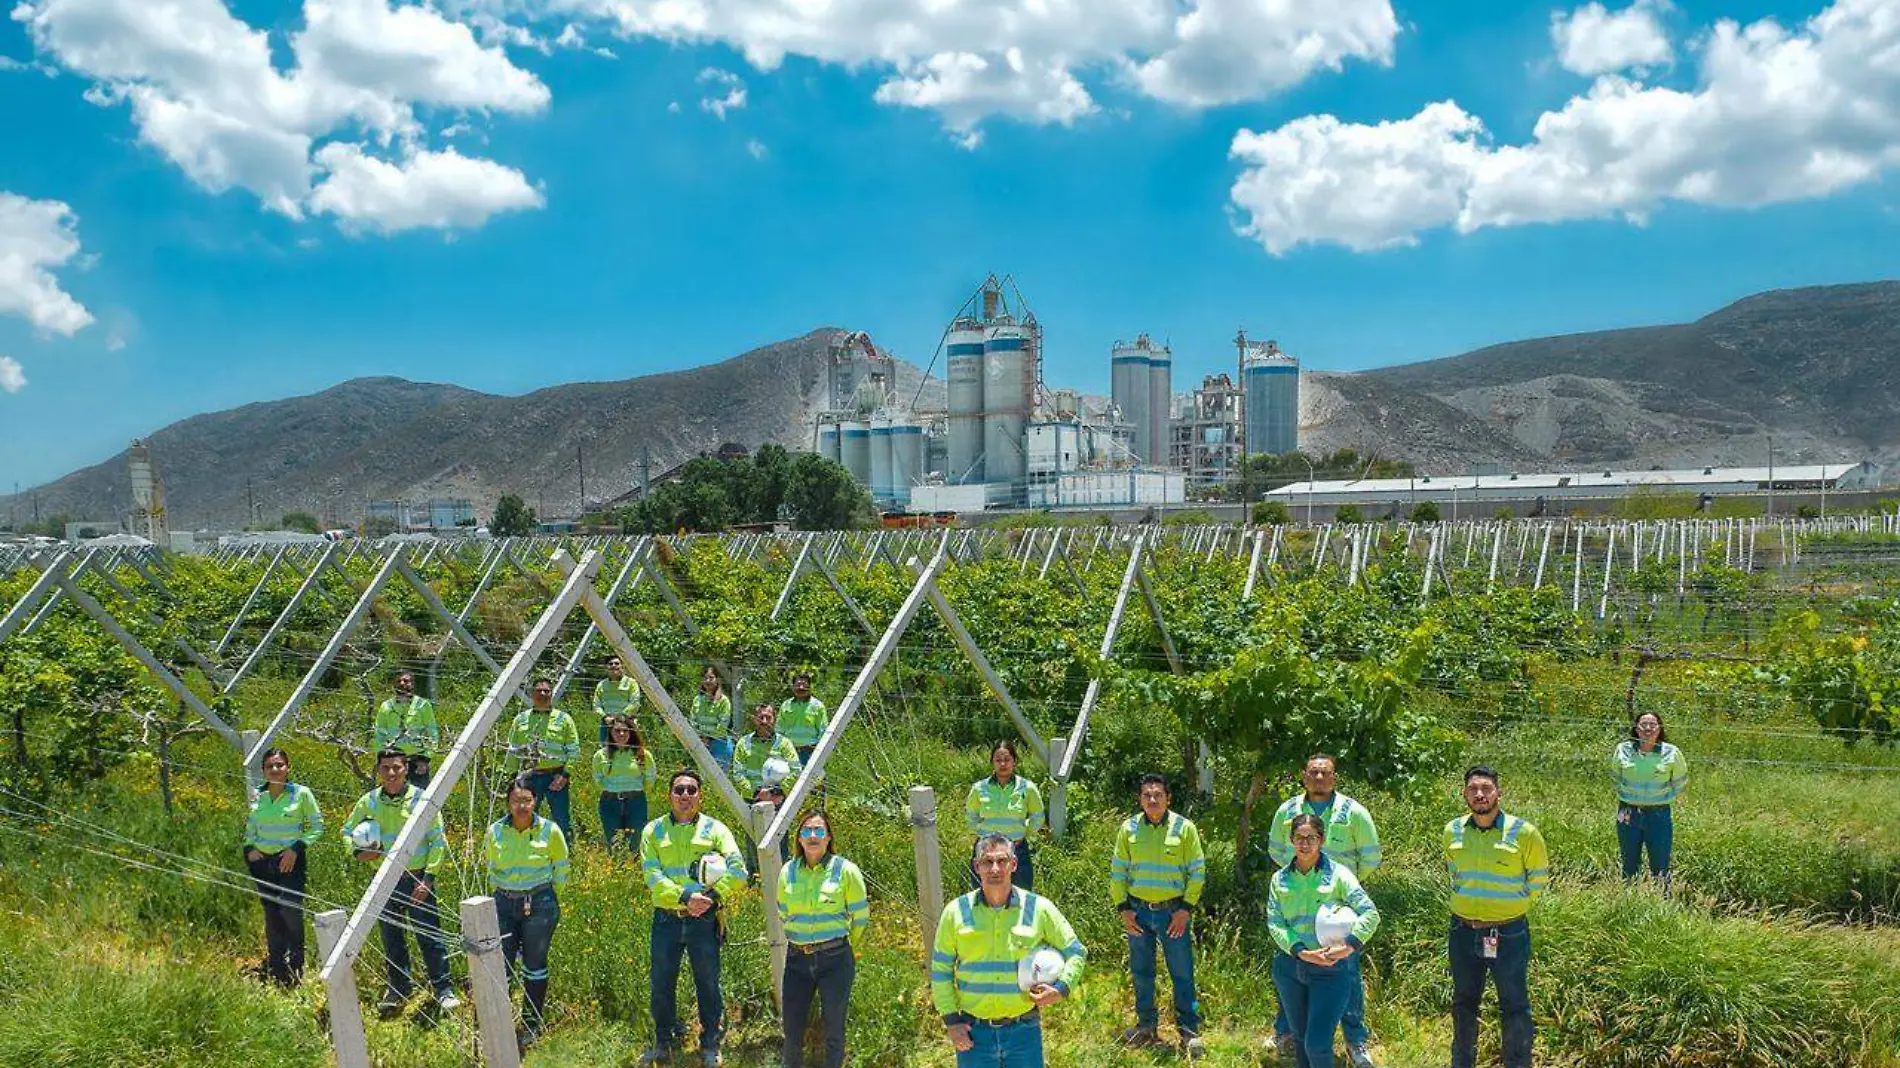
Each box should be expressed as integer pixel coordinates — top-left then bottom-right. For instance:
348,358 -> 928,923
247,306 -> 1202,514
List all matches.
932,833 -> 1086,1068
507,677 -> 581,839
1443,765 -> 1548,1068
733,703 -> 804,803
374,672 -> 440,788
593,656 -> 640,744
1263,754 -> 1382,1067
1110,773 -> 1206,1056
640,769 -> 748,1067
343,749 -> 458,1016
777,671 -> 829,765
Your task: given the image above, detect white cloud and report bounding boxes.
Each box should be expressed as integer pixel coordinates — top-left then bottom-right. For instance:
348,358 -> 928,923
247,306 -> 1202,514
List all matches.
1229,0 -> 1900,254
874,49 -> 1095,144
308,143 -> 544,234
745,138 -> 767,159
14,0 -> 550,230
1132,0 -> 1400,107
0,356 -> 24,392
697,67 -> 747,120
1552,0 -> 1673,76
666,100 -> 681,113
0,191 -> 94,336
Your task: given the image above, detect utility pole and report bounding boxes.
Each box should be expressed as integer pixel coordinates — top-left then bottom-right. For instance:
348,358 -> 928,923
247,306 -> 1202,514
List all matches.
577,444 -> 587,510
1235,329 -> 1249,512
246,478 -> 256,526
640,445 -> 651,500
1766,436 -> 1775,518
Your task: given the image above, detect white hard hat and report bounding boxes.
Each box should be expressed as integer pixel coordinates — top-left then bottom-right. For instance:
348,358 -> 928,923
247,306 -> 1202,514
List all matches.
1017,948 -> 1065,992
692,853 -> 729,888
761,758 -> 792,789
1315,903 -> 1360,948
349,820 -> 383,852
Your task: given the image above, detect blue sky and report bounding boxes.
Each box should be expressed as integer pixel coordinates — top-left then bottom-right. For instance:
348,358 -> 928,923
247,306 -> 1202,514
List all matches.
2,0 -> 1897,490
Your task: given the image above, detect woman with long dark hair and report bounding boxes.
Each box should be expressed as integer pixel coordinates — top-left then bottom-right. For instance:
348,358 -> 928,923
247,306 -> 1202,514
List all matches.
965,740 -> 1044,890
485,775 -> 570,1045
1612,710 -> 1688,885
593,715 -> 655,853
778,809 -> 869,1068
242,747 -> 323,986
1268,813 -> 1380,1068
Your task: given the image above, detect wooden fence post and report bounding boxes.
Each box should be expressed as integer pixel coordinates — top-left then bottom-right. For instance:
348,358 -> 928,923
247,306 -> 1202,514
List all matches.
909,786 -> 943,959
460,895 -> 523,1068
755,801 -> 787,1004
1047,737 -> 1069,839
314,909 -> 371,1068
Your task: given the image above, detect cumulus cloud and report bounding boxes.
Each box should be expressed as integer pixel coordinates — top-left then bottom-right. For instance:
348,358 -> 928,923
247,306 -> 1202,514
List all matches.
1552,0 -> 1673,76
0,356 -> 24,392
1229,0 -> 1900,254
14,0 -> 549,230
0,191 -> 94,336
308,143 -> 544,234
745,138 -> 767,159
697,67 -> 747,120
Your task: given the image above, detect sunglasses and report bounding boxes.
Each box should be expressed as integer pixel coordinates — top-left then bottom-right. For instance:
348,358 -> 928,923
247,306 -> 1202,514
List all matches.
671,785 -> 700,796
798,827 -> 828,840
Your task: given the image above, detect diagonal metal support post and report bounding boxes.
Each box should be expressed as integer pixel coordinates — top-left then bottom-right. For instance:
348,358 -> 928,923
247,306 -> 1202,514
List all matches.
552,539 -> 650,703
55,574 -> 244,750
226,542 -> 340,694
909,558 -> 1048,764
1053,532 -> 1147,825
247,548 -> 406,757
0,550 -> 72,646
216,547 -> 288,656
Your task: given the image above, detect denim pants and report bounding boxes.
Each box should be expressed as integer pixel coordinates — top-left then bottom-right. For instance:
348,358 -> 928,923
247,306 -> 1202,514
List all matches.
703,736 -> 734,771
781,941 -> 855,1068
955,1015 -> 1044,1068
527,769 -> 572,839
246,847 -> 307,985
1272,952 -> 1355,1068
967,838 -> 1034,891
1616,804 -> 1673,879
650,910 -> 724,1050
1275,954 -> 1368,1046
496,886 -> 560,1028
599,793 -> 648,854
1126,902 -> 1200,1033
380,870 -> 454,1000
1449,918 -> 1533,1068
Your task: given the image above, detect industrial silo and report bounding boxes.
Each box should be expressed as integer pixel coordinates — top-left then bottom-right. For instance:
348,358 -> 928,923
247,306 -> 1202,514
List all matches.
1111,338 -> 1154,463
889,417 -> 923,508
1243,340 -> 1299,457
817,419 -> 841,465
946,323 -> 987,483
1147,341 -> 1171,469
984,322 -> 1032,484
870,414 -> 894,504
841,418 -> 872,489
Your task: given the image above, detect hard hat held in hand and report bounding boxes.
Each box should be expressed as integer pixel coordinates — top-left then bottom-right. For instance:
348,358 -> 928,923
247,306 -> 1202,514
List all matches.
1315,904 -> 1360,948
692,853 -> 728,888
349,821 -> 383,852
1017,948 -> 1065,992
761,758 -> 792,789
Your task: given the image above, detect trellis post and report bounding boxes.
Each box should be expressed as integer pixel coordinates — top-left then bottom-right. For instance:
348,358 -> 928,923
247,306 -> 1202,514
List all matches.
460,895 -> 523,1068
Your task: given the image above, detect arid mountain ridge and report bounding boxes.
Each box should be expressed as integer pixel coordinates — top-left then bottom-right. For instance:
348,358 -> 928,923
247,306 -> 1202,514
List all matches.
7,282 -> 1897,528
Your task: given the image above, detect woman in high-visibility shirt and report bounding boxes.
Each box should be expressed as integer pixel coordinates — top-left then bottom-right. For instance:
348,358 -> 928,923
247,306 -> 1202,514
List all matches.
593,715 -> 656,854
1268,813 -> 1380,1068
965,740 -> 1044,890
485,775 -> 570,1045
242,747 -> 324,986
778,810 -> 870,1068
1612,710 -> 1687,886
691,666 -> 735,770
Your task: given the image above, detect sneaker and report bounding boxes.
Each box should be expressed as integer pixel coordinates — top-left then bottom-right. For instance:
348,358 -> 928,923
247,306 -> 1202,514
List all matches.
1348,1044 -> 1377,1068
376,994 -> 407,1020
435,990 -> 462,1012
1119,1026 -> 1160,1048
637,1046 -> 676,1066
1273,1033 -> 1298,1060
1181,1031 -> 1207,1058
700,1047 -> 723,1067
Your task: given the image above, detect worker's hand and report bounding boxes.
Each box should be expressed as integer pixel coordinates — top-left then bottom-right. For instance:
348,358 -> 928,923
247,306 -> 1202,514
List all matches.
1616,807 -> 1631,825
1298,948 -> 1336,967
245,849 -> 265,864
410,878 -> 432,904
1119,911 -> 1143,938
1324,944 -> 1355,963
1167,910 -> 1191,940
549,773 -> 568,792
685,893 -> 714,917
277,850 -> 298,874
1027,983 -> 1066,1007
946,1022 -> 974,1052
355,849 -> 383,863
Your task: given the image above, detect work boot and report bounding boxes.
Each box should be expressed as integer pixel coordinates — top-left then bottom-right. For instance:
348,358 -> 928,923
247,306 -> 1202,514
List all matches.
434,988 -> 462,1012
376,992 -> 407,1019
1180,1029 -> 1207,1059
637,1045 -> 676,1066
1273,1033 -> 1298,1061
1118,1025 -> 1160,1048
699,1045 -> 723,1067
1348,1044 -> 1377,1068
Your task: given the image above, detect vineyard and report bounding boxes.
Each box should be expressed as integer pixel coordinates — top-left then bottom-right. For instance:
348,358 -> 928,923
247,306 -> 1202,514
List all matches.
3,517 -> 1900,1068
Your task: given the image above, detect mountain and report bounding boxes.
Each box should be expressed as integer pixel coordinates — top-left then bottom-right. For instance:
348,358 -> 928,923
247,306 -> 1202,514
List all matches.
7,329 -> 941,529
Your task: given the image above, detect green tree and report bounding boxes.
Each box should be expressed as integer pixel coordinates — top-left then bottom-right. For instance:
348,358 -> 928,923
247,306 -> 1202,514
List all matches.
279,511 -> 321,534
1252,500 -> 1292,525
491,493 -> 537,537
785,454 -> 873,530
1409,500 -> 1441,522
1334,504 -> 1363,524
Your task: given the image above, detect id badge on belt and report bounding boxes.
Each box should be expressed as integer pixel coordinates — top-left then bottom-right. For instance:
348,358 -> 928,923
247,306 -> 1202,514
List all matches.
1481,932 -> 1499,959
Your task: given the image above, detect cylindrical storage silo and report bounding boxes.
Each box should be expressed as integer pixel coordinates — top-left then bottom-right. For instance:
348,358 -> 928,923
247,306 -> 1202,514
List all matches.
870,414 -> 894,504
946,324 -> 986,483
984,323 -> 1031,484
890,418 -> 923,508
1243,344 -> 1300,457
1111,343 -> 1152,464
1147,347 -> 1172,469
817,420 -> 841,465
841,418 -> 872,490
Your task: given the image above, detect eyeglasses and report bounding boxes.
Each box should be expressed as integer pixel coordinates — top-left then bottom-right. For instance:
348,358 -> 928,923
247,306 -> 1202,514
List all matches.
671,785 -> 700,796
1293,833 -> 1324,844
976,857 -> 1013,869
798,827 -> 828,840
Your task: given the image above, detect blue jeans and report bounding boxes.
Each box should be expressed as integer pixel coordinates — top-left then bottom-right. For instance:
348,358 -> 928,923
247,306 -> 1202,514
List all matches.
1272,952 -> 1354,1068
651,910 -> 724,1050
1449,918 -> 1533,1068
379,870 -> 453,1000
702,736 -> 734,771
599,793 -> 648,854
1616,804 -> 1673,879
967,838 -> 1033,891
496,887 -> 560,1029
1275,954 -> 1368,1046
527,769 -> 572,840
955,1015 -> 1044,1068
1126,903 -> 1200,1033
782,941 -> 855,1068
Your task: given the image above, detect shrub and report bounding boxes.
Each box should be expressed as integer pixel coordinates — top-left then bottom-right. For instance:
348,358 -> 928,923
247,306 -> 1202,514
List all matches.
1408,500 -> 1440,523
1334,504 -> 1363,524
1253,500 -> 1292,525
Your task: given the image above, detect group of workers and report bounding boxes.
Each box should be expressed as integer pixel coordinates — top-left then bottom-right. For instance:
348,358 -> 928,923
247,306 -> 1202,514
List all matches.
242,664 -> 1689,1068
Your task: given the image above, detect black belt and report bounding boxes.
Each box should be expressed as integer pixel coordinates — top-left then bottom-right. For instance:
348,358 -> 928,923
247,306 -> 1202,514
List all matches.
495,884 -> 553,900
787,937 -> 848,956
971,1010 -> 1040,1028
601,790 -> 643,800
1131,897 -> 1185,911
1454,915 -> 1526,929
1620,801 -> 1668,810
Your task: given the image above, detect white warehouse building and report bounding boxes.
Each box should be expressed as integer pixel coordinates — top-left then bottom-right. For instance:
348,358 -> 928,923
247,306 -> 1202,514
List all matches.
1263,462 -> 1887,511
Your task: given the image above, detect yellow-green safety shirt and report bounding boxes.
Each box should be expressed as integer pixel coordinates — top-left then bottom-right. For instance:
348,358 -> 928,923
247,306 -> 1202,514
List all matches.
1267,855 -> 1380,955
342,785 -> 445,873
690,692 -> 733,740
777,696 -> 829,749
374,696 -> 440,756
1265,792 -> 1383,877
508,708 -> 581,772
1612,740 -> 1688,806
594,676 -> 640,721
777,854 -> 870,946
592,746 -> 656,794
965,776 -> 1045,842
244,782 -> 324,855
734,731 -> 803,796
931,888 -> 1086,1023
1442,811 -> 1550,923
640,813 -> 747,909
485,815 -> 570,892
1110,810 -> 1207,907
